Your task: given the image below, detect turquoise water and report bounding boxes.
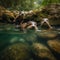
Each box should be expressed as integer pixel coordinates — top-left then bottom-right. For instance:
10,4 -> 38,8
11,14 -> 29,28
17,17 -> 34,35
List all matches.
0,24 -> 36,51
0,24 -> 60,60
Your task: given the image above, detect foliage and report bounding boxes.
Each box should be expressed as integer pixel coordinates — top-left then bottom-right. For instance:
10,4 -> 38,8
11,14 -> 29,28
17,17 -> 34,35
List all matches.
0,0 -> 42,11
0,0 -> 60,11
41,0 -> 60,6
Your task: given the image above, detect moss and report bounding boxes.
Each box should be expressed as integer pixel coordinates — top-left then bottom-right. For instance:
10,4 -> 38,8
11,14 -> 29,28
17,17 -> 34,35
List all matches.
0,43 -> 31,60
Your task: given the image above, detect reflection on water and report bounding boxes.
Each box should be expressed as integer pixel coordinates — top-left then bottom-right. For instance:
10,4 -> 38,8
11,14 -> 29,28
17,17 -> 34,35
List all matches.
0,24 -> 60,60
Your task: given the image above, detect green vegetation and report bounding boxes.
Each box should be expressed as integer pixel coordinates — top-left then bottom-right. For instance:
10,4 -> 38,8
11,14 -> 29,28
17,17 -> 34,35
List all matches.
0,0 -> 42,10
41,0 -> 60,6
0,0 -> 60,11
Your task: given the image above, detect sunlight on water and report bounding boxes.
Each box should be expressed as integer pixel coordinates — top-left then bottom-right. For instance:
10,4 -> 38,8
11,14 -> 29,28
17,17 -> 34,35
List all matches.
19,38 -> 25,42
10,37 -> 18,43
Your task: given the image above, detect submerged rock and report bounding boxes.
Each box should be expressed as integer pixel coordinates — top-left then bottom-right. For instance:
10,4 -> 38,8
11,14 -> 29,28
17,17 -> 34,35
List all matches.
32,43 -> 56,60
25,33 -> 37,42
0,43 -> 30,60
36,30 -> 57,39
47,40 -> 60,53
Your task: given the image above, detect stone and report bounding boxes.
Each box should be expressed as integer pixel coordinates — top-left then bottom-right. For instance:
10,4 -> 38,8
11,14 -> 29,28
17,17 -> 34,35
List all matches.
36,30 -> 57,38
0,43 -> 30,60
47,40 -> 60,53
32,43 -> 56,60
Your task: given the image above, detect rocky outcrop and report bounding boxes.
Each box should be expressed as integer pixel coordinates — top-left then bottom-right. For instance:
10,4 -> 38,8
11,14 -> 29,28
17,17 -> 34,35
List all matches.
0,3 -> 60,25
40,3 -> 60,25
0,6 -> 15,23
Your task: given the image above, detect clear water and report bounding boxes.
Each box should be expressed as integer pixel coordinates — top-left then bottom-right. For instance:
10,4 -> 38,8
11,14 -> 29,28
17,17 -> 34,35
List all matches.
0,24 -> 60,60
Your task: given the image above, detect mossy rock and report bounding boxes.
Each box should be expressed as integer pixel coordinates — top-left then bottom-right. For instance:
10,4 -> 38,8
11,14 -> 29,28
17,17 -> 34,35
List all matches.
0,43 -> 31,60
36,30 -> 57,39
47,40 -> 60,53
0,6 -> 15,23
32,43 -> 56,60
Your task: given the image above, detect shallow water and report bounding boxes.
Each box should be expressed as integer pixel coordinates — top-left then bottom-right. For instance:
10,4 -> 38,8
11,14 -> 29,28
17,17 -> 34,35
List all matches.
0,24 -> 60,60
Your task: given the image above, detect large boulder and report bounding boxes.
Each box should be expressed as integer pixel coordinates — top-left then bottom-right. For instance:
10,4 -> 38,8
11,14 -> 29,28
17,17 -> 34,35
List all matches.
47,40 -> 60,53
0,43 -> 31,60
32,43 -> 56,60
